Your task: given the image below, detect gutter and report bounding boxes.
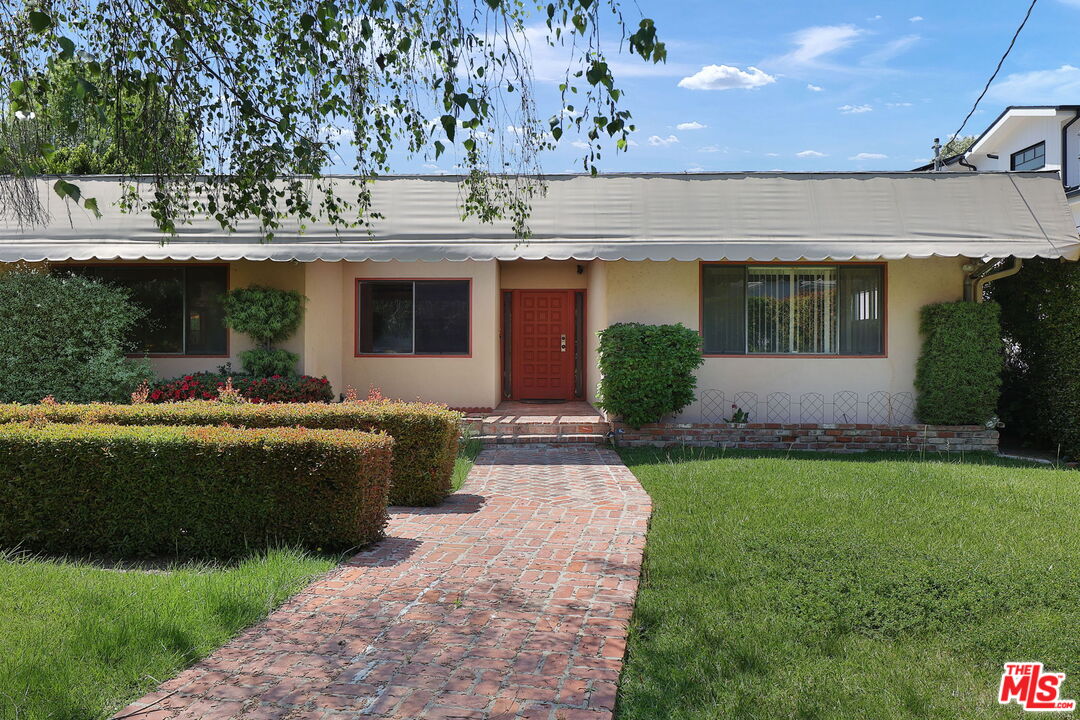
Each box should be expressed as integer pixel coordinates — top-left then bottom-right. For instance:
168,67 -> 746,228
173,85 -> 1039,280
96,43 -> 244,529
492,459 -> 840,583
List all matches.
965,258 -> 1023,302
1062,109 -> 1080,188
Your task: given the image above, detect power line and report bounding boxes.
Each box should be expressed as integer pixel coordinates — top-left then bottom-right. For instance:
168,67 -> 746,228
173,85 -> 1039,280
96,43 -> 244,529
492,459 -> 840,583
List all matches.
947,0 -> 1039,144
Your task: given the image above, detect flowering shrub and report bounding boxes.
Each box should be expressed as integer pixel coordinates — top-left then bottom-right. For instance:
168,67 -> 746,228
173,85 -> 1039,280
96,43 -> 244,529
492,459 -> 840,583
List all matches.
149,372 -> 333,404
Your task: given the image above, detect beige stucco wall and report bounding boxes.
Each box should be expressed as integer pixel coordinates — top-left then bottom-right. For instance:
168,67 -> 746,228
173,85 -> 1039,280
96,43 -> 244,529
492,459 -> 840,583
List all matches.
600,257 -> 967,421
500,259 -> 589,289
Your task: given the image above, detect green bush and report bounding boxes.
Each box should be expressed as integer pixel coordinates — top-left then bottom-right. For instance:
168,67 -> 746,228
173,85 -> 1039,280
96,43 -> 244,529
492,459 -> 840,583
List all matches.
221,286 -> 305,376
0,400 -> 461,506
914,301 -> 1003,425
0,422 -> 392,558
0,268 -> 153,403
988,258 -> 1080,456
238,348 -> 300,377
596,322 -> 704,428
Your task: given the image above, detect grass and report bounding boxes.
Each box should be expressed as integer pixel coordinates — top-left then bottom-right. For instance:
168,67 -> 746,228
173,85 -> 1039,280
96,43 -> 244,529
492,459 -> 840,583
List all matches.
452,437 -> 483,491
615,448 -> 1080,720
0,547 -> 334,720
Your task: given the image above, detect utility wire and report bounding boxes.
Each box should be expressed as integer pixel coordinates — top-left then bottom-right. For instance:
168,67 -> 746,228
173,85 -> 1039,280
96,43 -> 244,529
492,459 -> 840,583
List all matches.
947,0 -> 1039,145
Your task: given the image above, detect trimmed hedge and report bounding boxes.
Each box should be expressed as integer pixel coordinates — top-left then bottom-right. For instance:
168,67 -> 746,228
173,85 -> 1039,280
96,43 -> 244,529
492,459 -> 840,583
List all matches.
989,258 -> 1080,456
596,322 -> 704,428
914,301 -> 1003,425
0,401 -> 461,506
0,422 -> 392,558
150,372 -> 334,403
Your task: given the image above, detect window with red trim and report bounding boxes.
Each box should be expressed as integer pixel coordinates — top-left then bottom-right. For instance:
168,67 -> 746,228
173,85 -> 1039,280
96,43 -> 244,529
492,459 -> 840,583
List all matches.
702,264 -> 884,355
357,280 -> 469,355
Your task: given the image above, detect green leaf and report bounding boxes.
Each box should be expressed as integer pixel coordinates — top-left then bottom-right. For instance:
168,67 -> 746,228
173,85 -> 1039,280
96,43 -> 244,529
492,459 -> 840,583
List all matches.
83,197 -> 101,218
439,115 -> 456,142
9,80 -> 25,97
53,179 -> 82,203
28,10 -> 52,33
57,36 -> 75,59
434,140 -> 445,159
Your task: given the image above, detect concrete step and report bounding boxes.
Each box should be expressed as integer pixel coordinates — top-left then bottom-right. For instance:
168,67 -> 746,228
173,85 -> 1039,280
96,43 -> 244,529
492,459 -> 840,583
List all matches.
476,422 -> 608,436
474,433 -> 608,445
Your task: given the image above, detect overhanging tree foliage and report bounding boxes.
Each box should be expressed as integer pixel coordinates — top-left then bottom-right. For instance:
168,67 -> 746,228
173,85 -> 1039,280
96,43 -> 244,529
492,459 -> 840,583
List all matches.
1,1 -> 665,236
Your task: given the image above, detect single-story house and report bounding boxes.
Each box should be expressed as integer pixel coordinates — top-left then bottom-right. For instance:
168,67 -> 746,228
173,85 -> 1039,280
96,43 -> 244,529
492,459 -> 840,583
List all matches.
2,171 -> 1077,426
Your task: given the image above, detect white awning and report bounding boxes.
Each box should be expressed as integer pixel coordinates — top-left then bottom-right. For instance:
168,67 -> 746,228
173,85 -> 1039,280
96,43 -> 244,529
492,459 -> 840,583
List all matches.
1,172 -> 1077,262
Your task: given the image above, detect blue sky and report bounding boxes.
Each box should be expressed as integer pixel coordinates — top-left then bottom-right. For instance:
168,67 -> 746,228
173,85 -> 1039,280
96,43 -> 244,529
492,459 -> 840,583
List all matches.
402,0 -> 1080,174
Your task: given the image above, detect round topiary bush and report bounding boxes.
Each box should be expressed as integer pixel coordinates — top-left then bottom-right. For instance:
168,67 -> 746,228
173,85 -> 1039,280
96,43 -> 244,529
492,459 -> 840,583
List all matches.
0,267 -> 153,403
596,322 -> 704,428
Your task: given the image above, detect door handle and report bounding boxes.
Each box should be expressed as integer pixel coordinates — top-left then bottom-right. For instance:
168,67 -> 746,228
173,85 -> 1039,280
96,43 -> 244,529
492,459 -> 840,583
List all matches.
560,334 -> 567,352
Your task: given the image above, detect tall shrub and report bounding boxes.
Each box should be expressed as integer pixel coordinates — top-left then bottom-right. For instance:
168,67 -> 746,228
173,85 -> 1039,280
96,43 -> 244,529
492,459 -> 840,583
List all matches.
596,322 -> 704,428
914,301 -> 1003,425
221,285 -> 305,376
988,258 -> 1080,455
0,268 -> 152,403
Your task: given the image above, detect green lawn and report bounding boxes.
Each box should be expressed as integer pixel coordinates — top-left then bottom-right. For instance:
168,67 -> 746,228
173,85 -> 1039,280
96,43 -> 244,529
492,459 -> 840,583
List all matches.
615,449 -> 1080,720
452,438 -> 483,491
0,548 -> 334,720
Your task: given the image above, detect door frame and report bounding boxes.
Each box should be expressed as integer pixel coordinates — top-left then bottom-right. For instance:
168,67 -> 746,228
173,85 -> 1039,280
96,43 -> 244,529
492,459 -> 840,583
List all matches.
501,288 -> 586,401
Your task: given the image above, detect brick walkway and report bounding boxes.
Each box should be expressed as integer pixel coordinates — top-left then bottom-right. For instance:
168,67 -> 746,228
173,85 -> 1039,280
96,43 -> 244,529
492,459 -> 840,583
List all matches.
116,445 -> 651,720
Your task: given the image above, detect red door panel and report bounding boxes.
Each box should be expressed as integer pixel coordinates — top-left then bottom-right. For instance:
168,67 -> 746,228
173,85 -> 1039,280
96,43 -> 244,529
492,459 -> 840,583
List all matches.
511,290 -> 574,400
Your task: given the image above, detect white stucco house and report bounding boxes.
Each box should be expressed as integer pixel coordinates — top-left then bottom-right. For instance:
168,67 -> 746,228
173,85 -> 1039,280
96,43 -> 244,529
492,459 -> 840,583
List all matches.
1,172 -> 1077,430
916,105 -> 1080,227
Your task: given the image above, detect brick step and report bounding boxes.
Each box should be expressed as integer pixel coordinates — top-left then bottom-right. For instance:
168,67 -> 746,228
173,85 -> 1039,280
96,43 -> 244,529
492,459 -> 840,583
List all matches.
475,422 -> 609,436
474,433 -> 608,445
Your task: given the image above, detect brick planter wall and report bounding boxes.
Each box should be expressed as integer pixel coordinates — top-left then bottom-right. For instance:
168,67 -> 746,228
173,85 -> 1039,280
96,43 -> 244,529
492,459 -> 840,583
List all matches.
612,422 -> 999,453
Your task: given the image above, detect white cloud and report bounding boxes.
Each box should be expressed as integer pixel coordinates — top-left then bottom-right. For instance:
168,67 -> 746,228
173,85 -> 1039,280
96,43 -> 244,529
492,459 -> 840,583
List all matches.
807,83 -> 823,92
838,104 -> 873,114
850,152 -> 888,160
909,15 -> 924,22
765,152 -> 780,157
988,64 -> 1080,103
698,145 -> 723,153
886,101 -> 913,107
648,134 -> 680,147
570,140 -> 590,149
796,150 -> 826,158
678,65 -> 775,91
782,25 -> 863,66
676,121 -> 707,130
687,166 -> 705,172
867,14 -> 882,21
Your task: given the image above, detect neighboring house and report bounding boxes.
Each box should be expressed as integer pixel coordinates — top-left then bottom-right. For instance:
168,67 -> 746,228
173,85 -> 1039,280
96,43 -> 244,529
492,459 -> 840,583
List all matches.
0,172 -> 1077,423
915,105 -> 1080,226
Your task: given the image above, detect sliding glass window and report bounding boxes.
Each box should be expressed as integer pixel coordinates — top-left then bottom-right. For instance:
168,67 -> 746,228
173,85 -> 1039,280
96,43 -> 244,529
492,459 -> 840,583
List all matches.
702,264 -> 883,355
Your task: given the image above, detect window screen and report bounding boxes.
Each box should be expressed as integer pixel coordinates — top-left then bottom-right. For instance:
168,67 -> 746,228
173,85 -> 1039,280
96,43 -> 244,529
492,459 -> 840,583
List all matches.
358,280 -> 469,355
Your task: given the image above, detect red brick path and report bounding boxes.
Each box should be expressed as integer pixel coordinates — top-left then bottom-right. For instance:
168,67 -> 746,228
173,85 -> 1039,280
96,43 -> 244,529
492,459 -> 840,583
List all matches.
116,445 -> 651,720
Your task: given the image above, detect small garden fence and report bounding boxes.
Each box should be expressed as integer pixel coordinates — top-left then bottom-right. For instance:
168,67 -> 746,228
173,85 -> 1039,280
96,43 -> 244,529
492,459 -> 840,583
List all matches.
695,389 -> 917,425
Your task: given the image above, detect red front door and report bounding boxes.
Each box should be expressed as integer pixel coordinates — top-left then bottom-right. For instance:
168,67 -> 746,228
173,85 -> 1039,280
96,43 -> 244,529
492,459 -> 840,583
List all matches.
511,290 -> 575,400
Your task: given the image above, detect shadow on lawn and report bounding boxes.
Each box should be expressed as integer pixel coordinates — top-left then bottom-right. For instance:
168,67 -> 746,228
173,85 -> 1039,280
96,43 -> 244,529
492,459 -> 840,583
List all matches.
615,446 -> 1063,470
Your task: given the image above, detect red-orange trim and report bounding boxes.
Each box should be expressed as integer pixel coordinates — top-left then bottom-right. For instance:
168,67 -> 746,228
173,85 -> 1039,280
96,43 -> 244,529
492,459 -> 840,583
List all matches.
353,277 -> 473,358
697,261 -> 889,359
51,261 -> 232,359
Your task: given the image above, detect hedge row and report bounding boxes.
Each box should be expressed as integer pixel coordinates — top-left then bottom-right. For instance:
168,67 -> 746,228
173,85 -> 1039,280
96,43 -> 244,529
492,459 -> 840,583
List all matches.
0,400 -> 462,506
0,422 -> 392,558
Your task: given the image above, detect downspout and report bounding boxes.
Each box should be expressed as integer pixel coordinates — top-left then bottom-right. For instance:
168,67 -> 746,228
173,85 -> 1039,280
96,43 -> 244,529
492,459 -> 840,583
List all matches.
958,153 -> 978,171
967,258 -> 1023,302
1062,108 -> 1080,189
